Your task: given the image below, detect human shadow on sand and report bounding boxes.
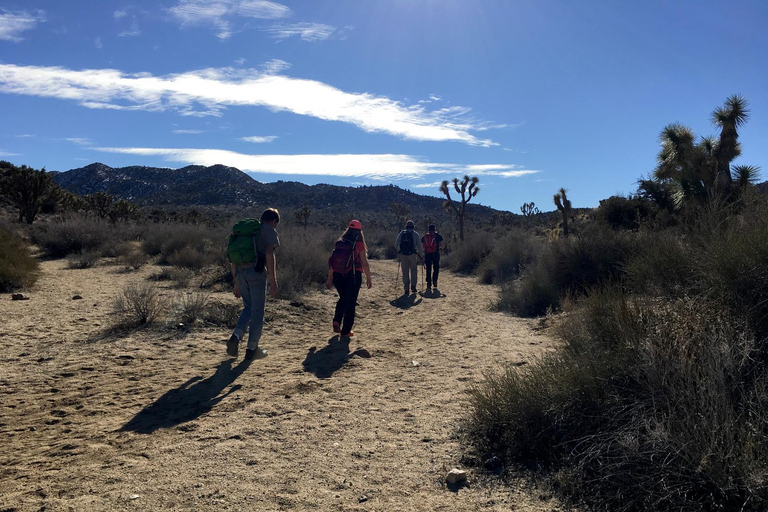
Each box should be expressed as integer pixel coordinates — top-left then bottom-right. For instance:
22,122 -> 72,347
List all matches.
302,336 -> 351,379
420,288 -> 446,299
389,293 -> 423,310
120,358 -> 251,434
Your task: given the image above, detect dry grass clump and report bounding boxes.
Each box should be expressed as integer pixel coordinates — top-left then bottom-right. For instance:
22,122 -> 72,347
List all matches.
275,225 -> 335,299
66,250 -> 101,269
0,227 -> 38,291
171,291 -> 210,324
441,231 -> 493,274
31,217 -> 113,258
201,301 -> 240,328
112,282 -> 165,326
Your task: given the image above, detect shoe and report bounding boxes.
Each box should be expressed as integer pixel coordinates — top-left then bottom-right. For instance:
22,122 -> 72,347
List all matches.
226,334 -> 239,357
333,321 -> 341,333
245,347 -> 268,360
411,287 -> 417,293
340,331 -> 355,338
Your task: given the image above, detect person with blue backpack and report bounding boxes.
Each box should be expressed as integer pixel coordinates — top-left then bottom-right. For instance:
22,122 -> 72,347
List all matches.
325,219 -> 372,337
226,208 -> 280,361
396,220 -> 424,296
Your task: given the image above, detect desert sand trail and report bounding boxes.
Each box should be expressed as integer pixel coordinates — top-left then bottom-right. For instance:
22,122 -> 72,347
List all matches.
1,258 -> 562,511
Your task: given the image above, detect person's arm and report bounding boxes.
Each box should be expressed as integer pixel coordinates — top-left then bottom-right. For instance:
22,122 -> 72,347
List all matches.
359,250 -> 373,289
230,263 -> 241,298
264,244 -> 278,296
325,267 -> 334,289
415,232 -> 424,259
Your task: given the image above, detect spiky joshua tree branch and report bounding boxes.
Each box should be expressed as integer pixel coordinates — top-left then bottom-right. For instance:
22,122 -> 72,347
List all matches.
553,188 -> 572,236
440,175 -> 479,242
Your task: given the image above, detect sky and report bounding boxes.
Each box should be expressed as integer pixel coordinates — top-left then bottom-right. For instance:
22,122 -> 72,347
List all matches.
1,0 -> 767,212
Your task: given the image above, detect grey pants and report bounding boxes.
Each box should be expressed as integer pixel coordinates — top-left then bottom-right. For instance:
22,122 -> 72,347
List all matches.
400,253 -> 418,292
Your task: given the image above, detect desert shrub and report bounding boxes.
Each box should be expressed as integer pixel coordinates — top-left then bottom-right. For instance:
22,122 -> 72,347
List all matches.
624,229 -> 694,297
141,223 -> 226,265
0,227 -> 38,291
596,195 -> 652,230
202,301 -> 241,327
496,258 -> 560,317
112,282 -> 165,326
31,217 -> 113,258
478,228 -> 542,285
166,245 -> 218,270
102,240 -> 137,259
171,291 -> 210,324
275,226 -> 334,299
442,231 -> 494,274
470,293 -> 768,511
66,250 -> 100,269
117,249 -> 149,270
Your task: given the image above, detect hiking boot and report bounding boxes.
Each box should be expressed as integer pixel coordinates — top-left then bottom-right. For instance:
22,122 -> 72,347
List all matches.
226,334 -> 239,358
340,331 -> 354,338
411,287 -> 417,293
245,347 -> 268,361
333,321 -> 341,333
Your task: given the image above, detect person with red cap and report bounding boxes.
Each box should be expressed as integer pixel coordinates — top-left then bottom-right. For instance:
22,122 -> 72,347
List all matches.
325,219 -> 372,337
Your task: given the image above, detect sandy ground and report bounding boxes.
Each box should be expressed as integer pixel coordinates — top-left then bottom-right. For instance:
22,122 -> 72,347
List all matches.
0,258 -> 565,511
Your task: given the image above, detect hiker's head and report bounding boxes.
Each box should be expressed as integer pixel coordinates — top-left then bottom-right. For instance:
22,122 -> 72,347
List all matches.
348,219 -> 362,230
261,208 -> 280,227
428,224 -> 436,233
405,220 -> 415,230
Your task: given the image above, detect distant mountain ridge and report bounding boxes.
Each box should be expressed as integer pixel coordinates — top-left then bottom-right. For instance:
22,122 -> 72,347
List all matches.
52,162 -> 502,222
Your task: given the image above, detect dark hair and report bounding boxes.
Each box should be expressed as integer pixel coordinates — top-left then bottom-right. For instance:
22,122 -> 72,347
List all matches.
428,224 -> 436,232
341,227 -> 366,250
261,208 -> 280,223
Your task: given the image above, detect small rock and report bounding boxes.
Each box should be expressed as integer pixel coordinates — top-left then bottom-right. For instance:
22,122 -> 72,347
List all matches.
353,348 -> 372,358
411,360 -> 420,367
484,456 -> 502,471
358,495 -> 368,503
11,293 -> 30,301
446,468 -> 467,484
129,494 -> 140,500
289,300 -> 303,307
72,295 -> 83,300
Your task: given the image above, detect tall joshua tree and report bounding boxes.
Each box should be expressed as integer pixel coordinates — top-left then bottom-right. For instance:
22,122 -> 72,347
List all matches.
712,94 -> 749,191
294,205 -> 312,229
440,175 -> 479,242
0,161 -> 57,224
553,188 -> 572,236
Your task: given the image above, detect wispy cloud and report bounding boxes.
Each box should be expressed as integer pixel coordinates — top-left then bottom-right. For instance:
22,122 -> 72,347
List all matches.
241,135 -> 278,143
266,22 -> 336,42
173,129 -> 204,134
411,181 -> 444,189
119,17 -> 142,37
0,150 -> 20,157
15,133 -> 35,138
0,64 -> 497,146
169,0 -> 290,40
91,146 -> 536,180
94,37 -> 103,49
0,9 -> 46,42
66,137 -> 93,146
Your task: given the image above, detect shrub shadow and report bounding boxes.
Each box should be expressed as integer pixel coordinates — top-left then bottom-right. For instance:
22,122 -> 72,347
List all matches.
120,358 -> 251,434
302,336 -> 351,379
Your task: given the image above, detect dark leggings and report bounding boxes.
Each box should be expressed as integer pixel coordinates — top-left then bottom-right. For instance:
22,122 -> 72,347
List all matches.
333,271 -> 362,335
425,252 -> 440,287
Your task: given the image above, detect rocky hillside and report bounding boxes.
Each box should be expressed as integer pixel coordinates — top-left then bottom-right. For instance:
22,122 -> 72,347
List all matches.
52,162 -> 502,224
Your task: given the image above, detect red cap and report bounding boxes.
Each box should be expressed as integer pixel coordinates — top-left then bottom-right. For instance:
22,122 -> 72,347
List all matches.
348,219 -> 362,230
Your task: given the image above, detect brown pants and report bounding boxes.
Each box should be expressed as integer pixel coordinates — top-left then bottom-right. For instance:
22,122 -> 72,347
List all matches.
400,253 -> 418,293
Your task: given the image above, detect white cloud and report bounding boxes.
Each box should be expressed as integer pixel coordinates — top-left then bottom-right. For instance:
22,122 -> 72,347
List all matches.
91,146 -> 535,180
0,9 -> 46,42
234,57 -> 246,66
266,22 -> 336,42
169,0 -> 290,40
114,10 -> 128,19
0,150 -> 20,157
94,37 -> 103,49
66,137 -> 93,146
173,129 -> 204,134
15,133 -> 35,138
0,64 -> 497,145
119,17 -> 142,37
241,135 -> 278,143
411,181 -> 444,189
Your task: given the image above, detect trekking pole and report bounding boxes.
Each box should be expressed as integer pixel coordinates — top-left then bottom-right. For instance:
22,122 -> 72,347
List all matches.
422,259 -> 425,292
394,259 -> 401,297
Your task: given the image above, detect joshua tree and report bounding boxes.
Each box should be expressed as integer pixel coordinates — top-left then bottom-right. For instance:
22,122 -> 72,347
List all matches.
440,175 -> 479,242
388,201 -> 411,230
712,94 -> 749,191
0,161 -> 57,224
553,188 -> 572,236
294,205 -> 312,229
520,202 -> 540,217
85,192 -> 114,219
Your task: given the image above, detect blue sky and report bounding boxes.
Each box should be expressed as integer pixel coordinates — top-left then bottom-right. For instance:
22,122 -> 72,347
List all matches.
1,0 -> 766,212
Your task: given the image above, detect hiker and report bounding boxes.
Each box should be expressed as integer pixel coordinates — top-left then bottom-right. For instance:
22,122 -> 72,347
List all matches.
227,208 -> 280,361
421,224 -> 444,291
325,220 -> 372,337
396,220 -> 423,295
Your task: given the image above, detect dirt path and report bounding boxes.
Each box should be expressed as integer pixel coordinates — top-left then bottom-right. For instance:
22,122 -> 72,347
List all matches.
1,258 -> 562,511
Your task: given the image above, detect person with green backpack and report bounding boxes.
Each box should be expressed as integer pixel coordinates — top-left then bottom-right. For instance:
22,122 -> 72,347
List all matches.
226,208 -> 280,361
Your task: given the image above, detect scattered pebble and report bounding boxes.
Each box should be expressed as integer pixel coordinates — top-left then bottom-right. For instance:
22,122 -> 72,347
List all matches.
412,360 -> 420,367
446,468 -> 467,484
72,295 -> 83,300
358,495 -> 368,503
353,348 -> 371,358
11,293 -> 30,301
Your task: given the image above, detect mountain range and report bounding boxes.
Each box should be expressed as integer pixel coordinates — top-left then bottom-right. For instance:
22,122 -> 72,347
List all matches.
51,162 -> 504,224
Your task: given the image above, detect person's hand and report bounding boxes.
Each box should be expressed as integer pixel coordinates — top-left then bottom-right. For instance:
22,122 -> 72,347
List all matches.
269,278 -> 278,296
233,283 -> 241,299
366,276 -> 372,289
325,277 -> 333,290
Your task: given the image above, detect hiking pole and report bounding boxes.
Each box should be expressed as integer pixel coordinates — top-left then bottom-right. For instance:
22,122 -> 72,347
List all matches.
422,259 -> 425,292
394,259 -> 401,297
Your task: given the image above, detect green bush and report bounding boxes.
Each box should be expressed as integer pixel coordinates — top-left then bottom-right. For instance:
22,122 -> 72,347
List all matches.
442,231 -> 493,275
496,257 -> 560,317
0,228 -> 38,291
477,228 -> 541,285
275,226 -> 335,299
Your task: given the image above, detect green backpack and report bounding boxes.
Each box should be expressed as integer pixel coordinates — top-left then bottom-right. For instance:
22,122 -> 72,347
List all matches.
227,218 -> 261,264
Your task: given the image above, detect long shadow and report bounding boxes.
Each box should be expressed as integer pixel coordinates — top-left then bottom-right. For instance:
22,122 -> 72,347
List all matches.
302,336 -> 351,379
389,293 -> 423,310
420,288 -> 447,300
120,358 -> 251,434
